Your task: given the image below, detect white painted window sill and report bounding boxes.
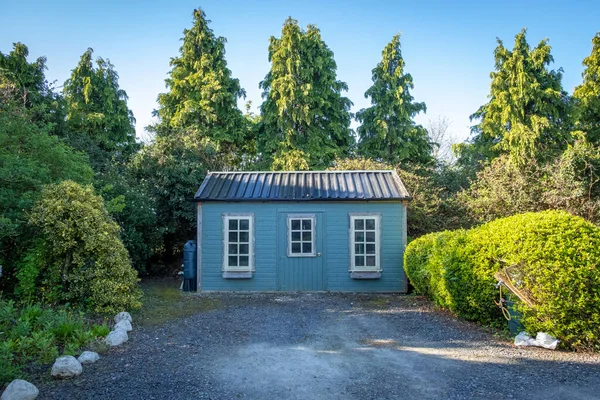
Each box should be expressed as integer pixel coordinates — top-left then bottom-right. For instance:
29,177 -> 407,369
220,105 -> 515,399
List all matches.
222,271 -> 253,279
350,271 -> 382,280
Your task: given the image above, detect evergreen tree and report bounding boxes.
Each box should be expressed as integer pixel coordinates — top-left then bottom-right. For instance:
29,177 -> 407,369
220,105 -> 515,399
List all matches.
0,42 -> 65,135
154,8 -> 248,165
137,8 -> 247,262
259,17 -> 353,170
459,29 -> 570,166
356,34 -> 433,166
63,48 -> 138,171
574,32 -> 600,144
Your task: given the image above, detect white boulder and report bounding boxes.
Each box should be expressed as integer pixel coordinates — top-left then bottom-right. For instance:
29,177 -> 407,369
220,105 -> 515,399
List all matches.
1,379 -> 39,400
114,319 -> 132,332
105,329 -> 128,346
51,356 -> 82,378
77,351 -> 100,364
114,312 -> 132,324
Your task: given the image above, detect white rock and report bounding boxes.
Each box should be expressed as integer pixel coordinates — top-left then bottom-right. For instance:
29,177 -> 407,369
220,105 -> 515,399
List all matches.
105,329 -> 128,346
51,356 -> 82,378
114,319 -> 132,332
114,311 -> 132,324
1,379 -> 39,400
77,351 -> 100,364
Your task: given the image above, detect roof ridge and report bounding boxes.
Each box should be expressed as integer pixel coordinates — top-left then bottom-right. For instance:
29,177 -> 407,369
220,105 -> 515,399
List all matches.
207,170 -> 397,174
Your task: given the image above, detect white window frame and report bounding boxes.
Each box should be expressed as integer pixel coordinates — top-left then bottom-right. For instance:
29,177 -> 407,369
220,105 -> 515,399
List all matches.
287,214 -> 317,257
349,213 -> 382,272
222,213 -> 255,272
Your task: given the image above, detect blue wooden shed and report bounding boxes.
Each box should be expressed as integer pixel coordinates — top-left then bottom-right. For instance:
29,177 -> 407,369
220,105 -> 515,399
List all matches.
193,170 -> 411,292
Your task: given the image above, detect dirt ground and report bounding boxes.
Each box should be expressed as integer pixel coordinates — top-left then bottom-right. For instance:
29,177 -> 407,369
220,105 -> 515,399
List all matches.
38,282 -> 600,399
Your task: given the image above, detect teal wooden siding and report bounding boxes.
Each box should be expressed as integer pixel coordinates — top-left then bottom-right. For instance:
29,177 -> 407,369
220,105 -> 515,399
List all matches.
200,201 -> 407,292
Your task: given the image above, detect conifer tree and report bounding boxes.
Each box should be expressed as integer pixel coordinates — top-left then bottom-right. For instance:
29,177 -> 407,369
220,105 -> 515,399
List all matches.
574,32 -> 600,143
460,29 -> 570,166
154,8 -> 247,164
63,48 -> 137,170
259,17 -> 353,170
356,34 -> 432,166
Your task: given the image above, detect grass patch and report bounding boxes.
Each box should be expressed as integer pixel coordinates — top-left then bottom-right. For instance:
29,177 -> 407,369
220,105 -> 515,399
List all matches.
134,278 -> 222,327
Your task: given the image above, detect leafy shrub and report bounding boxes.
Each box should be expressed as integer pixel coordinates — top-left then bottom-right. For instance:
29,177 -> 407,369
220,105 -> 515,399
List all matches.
19,180 -> 142,314
404,210 -> 600,350
0,299 -> 110,386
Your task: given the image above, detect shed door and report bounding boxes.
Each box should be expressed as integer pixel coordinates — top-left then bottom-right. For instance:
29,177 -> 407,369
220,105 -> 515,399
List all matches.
277,212 -> 325,291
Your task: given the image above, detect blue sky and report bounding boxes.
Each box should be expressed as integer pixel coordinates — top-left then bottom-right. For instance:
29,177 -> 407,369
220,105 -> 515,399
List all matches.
1,0 -> 598,143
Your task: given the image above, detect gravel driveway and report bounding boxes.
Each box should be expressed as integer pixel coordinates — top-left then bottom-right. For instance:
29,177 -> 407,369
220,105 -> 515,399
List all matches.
39,293 -> 600,399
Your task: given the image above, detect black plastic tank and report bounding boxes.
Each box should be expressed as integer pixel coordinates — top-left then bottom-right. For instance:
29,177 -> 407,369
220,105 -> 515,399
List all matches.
182,240 -> 197,292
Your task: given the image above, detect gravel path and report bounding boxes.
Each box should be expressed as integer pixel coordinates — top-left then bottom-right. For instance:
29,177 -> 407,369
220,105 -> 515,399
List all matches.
39,293 -> 600,399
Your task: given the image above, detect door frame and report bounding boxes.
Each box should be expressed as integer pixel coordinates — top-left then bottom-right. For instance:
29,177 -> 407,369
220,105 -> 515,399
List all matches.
276,211 -> 326,291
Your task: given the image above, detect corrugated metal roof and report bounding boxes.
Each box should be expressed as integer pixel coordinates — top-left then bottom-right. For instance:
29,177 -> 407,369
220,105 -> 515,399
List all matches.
194,170 -> 411,202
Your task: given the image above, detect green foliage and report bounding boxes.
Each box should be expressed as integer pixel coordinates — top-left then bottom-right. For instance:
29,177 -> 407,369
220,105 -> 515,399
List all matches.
460,138 -> 600,224
356,34 -> 433,166
0,104 -> 93,287
63,48 -> 138,171
404,211 -> 600,350
259,17 -> 354,169
97,167 -> 164,273
458,29 -> 570,167
154,8 -> 248,165
0,299 -> 109,386
133,132 -> 222,265
328,157 -> 472,238
573,33 -> 600,144
25,181 -> 142,314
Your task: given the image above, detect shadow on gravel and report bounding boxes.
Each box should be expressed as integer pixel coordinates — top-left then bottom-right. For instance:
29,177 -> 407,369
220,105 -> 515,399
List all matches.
35,289 -> 600,400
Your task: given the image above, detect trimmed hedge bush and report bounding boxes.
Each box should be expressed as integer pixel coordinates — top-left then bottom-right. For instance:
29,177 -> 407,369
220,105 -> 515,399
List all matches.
404,210 -> 600,351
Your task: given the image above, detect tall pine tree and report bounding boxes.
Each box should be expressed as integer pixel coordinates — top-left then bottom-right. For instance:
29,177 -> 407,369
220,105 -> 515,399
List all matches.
137,8 -> 247,261
154,8 -> 248,165
63,48 -> 138,170
259,17 -> 353,170
459,29 -> 570,166
356,34 -> 432,166
574,32 -> 600,144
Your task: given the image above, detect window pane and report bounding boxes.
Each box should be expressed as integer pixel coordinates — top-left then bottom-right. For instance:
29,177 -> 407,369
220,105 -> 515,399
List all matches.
228,232 -> 238,242
302,242 -> 312,254
228,256 -> 238,267
366,256 -> 376,267
228,219 -> 238,230
302,219 -> 312,230
366,218 -> 375,230
239,256 -> 249,267
291,231 -> 301,241
355,243 -> 365,255
239,244 -> 249,255
228,244 -> 238,255
354,219 -> 364,230
291,243 -> 301,253
355,256 -> 365,267
355,232 -> 364,242
291,219 -> 300,230
239,231 -> 249,243
366,231 -> 375,243
239,219 -> 249,230
366,244 -> 376,254
302,231 -> 312,242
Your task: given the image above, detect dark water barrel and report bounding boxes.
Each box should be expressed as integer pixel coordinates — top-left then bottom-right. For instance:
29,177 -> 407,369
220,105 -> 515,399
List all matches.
183,240 -> 197,292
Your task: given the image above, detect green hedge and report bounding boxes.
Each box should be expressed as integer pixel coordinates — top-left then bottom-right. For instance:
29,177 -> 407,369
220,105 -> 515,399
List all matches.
404,210 -> 600,351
